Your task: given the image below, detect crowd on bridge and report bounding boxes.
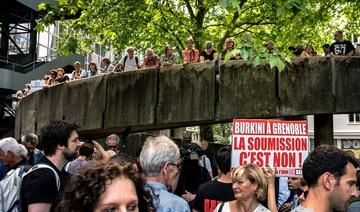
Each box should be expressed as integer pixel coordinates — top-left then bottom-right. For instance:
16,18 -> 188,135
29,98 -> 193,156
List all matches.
15,30 -> 360,100
0,120 -> 360,212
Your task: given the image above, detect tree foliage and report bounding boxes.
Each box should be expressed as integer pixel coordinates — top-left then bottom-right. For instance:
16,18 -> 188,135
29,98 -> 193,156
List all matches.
37,0 -> 360,57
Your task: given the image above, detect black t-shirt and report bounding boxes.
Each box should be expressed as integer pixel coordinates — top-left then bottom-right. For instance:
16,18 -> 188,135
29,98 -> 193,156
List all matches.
21,157 -> 70,212
57,75 -> 69,83
192,179 -> 235,212
201,50 -> 216,61
330,40 -> 355,55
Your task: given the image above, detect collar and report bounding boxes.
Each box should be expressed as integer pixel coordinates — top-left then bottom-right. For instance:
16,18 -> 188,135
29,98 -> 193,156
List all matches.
147,181 -> 167,191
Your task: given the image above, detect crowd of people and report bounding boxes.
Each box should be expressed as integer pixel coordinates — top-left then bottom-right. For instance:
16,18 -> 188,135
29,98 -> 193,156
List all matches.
0,120 -> 360,212
15,30 -> 360,100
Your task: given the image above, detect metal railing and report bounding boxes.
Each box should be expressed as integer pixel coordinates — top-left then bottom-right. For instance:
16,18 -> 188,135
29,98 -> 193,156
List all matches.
0,54 -> 57,73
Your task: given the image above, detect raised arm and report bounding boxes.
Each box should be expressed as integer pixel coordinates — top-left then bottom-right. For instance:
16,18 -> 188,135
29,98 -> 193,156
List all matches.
92,140 -> 111,161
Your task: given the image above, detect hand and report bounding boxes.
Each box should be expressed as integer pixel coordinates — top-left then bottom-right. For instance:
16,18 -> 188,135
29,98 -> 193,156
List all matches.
181,190 -> 195,202
279,203 -> 292,212
263,166 -> 276,186
91,140 -> 102,149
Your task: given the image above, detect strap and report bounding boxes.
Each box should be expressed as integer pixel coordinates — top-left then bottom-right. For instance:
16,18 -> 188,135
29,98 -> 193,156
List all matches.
27,164 -> 61,191
123,55 -> 128,65
218,202 -> 225,212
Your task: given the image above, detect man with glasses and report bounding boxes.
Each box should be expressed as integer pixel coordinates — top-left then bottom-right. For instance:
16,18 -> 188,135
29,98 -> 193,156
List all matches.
139,135 -> 190,212
105,134 -> 120,153
21,121 -> 81,212
292,145 -> 358,212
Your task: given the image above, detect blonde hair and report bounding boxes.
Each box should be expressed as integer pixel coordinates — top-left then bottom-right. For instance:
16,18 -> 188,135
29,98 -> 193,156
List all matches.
231,164 -> 267,201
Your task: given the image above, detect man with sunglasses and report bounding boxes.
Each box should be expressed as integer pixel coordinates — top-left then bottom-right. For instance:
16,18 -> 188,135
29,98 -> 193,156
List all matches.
105,134 -> 120,153
139,135 -> 190,212
292,145 -> 358,212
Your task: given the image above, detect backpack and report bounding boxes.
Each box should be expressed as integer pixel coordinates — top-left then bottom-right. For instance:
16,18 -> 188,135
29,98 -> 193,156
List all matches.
122,55 -> 140,70
0,164 -> 60,212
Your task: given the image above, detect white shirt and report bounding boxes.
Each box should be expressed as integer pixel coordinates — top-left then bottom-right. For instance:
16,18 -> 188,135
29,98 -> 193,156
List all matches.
119,55 -> 139,72
214,202 -> 270,212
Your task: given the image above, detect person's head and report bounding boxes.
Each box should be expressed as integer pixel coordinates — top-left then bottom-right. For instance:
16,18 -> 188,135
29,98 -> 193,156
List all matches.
288,177 -> 303,191
204,41 -> 214,51
102,58 -> 111,66
21,133 -> 39,155
299,179 -> 309,205
57,68 -> 65,77
88,61 -> 98,71
57,161 -> 155,212
139,136 -> 181,192
145,48 -> 154,58
126,47 -> 135,58
265,41 -> 274,51
164,45 -> 173,56
74,61 -> 81,71
106,134 -> 120,152
334,31 -> 344,42
225,37 -> 235,50
302,145 -> 358,211
216,145 -> 231,174
78,143 -> 95,159
200,140 -> 208,151
231,164 -> 267,202
40,120 -> 80,161
186,38 -> 194,49
322,44 -> 330,54
305,44 -> 315,55
50,69 -> 57,79
0,137 -> 28,168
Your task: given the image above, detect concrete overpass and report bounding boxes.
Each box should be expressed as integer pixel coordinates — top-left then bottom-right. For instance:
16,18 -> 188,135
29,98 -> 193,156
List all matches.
15,57 -> 360,145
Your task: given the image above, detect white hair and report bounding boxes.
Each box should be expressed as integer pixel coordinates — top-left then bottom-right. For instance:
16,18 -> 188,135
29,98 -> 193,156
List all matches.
0,137 -> 28,158
139,136 -> 180,177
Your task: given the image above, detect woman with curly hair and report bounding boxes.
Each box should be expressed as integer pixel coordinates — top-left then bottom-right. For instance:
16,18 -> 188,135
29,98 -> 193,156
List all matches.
56,161 -> 155,212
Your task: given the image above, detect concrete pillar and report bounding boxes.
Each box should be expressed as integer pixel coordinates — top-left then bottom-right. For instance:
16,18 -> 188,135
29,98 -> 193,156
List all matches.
314,114 -> 334,147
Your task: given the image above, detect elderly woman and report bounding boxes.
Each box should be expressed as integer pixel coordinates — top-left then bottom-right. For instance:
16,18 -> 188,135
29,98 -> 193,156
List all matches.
142,48 -> 160,68
200,41 -> 218,63
214,164 -> 270,212
161,45 -> 177,66
221,37 -> 240,60
182,38 -> 199,64
56,161 -> 155,212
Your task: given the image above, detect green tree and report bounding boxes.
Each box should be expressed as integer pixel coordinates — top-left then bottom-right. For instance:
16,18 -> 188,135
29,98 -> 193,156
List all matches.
37,0 -> 360,142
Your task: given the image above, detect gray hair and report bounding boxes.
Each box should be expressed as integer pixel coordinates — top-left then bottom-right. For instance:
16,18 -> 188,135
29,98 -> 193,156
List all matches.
21,133 -> 39,146
106,134 -> 120,145
139,136 -> 180,177
0,137 -> 28,158
205,41 -> 214,50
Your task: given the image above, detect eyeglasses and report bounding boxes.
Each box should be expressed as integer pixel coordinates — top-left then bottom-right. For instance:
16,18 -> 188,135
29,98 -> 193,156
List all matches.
107,145 -> 118,149
301,191 -> 308,199
169,159 -> 183,170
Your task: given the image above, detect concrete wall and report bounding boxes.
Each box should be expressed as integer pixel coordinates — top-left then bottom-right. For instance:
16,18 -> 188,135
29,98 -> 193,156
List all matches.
15,57 -> 360,139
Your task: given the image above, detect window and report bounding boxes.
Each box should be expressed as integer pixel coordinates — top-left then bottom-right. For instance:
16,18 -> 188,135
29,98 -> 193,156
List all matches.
349,113 -> 360,123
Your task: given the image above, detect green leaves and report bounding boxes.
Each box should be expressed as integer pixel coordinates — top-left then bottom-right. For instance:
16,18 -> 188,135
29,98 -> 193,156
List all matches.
224,33 -> 288,72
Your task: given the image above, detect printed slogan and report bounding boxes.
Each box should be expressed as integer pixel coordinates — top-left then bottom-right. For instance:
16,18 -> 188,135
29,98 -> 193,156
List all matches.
231,119 -> 309,177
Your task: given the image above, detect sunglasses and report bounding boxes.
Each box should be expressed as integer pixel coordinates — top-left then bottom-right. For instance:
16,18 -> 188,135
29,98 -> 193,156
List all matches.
107,145 -> 118,149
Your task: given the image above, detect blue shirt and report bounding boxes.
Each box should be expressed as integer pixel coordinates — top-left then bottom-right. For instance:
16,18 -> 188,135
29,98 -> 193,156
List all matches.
0,161 -> 8,180
146,181 -> 190,212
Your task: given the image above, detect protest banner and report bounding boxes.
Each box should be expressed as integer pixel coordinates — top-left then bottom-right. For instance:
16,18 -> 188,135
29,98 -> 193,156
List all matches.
30,80 -> 45,92
231,119 -> 309,177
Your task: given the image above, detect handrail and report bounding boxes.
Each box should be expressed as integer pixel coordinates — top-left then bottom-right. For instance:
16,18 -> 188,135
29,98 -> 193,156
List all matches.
0,55 -> 53,68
